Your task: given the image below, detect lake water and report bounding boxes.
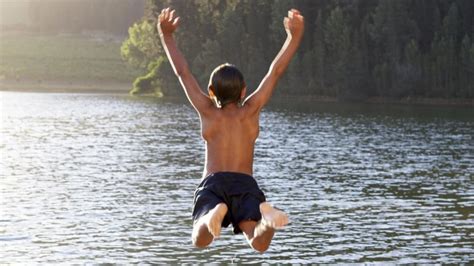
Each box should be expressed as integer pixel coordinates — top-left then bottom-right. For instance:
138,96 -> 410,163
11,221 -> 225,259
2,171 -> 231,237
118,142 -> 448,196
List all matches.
1,92 -> 473,263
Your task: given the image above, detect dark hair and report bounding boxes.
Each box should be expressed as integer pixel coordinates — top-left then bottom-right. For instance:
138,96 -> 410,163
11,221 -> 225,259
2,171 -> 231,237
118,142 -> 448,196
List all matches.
209,63 -> 245,107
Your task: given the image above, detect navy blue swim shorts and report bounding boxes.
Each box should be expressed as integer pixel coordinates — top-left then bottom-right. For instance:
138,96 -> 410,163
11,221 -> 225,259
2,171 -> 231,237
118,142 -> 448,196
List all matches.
192,172 -> 266,234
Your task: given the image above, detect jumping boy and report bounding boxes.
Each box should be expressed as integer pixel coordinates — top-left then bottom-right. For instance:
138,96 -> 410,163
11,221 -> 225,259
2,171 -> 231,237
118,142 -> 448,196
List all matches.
158,7 -> 304,253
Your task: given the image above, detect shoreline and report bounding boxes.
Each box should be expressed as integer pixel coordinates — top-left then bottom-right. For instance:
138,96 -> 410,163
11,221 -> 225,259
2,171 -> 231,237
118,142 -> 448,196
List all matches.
365,96 -> 474,107
270,95 -> 474,107
1,80 -> 473,107
0,80 -> 131,94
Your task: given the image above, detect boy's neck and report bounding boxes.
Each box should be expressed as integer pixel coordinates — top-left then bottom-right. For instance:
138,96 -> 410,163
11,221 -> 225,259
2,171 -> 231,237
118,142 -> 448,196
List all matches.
221,102 -> 242,110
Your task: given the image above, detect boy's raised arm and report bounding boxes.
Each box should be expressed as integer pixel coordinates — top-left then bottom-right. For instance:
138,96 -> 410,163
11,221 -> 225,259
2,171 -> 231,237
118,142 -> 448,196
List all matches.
158,8 -> 212,114
245,9 -> 304,111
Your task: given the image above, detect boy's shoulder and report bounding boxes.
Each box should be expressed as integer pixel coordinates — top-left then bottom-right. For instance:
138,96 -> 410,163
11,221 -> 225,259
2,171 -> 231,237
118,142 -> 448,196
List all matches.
202,104 -> 257,121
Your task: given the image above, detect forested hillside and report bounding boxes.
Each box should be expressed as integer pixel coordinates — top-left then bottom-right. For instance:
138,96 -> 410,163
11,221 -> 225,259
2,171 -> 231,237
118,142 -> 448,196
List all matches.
122,0 -> 474,100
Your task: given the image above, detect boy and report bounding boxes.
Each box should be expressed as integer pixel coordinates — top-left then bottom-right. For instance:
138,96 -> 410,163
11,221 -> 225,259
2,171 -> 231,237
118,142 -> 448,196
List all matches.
158,7 -> 304,253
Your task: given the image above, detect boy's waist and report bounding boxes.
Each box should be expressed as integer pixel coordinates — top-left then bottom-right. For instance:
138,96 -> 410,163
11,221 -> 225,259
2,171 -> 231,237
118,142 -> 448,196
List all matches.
198,171 -> 257,188
206,171 -> 254,179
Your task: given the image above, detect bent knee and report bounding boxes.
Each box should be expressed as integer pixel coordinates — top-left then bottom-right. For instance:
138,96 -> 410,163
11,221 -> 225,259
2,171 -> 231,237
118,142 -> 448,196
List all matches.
250,240 -> 270,253
192,235 -> 213,248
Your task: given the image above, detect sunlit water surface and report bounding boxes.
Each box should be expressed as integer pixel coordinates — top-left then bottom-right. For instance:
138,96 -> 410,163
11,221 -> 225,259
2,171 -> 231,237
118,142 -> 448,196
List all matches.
1,92 -> 473,263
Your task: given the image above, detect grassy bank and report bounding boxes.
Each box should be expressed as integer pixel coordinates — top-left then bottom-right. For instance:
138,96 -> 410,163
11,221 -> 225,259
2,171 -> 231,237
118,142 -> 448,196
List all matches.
0,33 -> 140,91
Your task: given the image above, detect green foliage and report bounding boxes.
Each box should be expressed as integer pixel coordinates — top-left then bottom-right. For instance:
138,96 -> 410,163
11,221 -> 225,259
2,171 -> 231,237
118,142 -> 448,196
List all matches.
192,39 -> 222,86
459,35 -> 474,97
130,59 -> 163,96
324,7 -> 351,96
120,0 -> 474,99
121,20 -> 162,70
401,39 -> 422,95
219,6 -> 245,66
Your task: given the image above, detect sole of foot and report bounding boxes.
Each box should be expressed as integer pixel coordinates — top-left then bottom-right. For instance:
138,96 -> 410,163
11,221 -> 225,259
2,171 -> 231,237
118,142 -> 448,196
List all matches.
205,203 -> 228,238
260,202 -> 289,229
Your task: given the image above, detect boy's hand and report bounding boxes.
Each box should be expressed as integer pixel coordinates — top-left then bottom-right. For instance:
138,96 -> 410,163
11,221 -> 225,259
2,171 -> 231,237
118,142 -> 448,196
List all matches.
284,9 -> 304,39
158,8 -> 180,37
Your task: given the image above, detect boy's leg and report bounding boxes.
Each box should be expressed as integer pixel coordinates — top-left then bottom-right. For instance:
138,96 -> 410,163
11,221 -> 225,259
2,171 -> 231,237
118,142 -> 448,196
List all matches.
238,202 -> 289,253
192,203 -> 228,248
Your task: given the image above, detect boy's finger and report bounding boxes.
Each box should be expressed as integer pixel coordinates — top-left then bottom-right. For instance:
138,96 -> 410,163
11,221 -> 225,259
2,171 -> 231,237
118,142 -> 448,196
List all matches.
159,13 -> 166,22
288,10 -> 293,19
170,9 -> 176,21
173,17 -> 180,27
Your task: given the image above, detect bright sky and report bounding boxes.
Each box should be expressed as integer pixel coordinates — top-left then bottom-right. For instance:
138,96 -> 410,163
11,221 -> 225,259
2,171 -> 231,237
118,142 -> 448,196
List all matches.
0,1 -> 30,25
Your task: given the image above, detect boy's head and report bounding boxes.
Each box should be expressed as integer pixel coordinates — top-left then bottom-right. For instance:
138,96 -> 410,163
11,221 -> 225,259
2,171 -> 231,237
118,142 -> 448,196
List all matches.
208,63 -> 246,108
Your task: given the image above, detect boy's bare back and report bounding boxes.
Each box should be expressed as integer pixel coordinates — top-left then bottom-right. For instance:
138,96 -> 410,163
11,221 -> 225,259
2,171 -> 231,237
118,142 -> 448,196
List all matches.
201,102 -> 259,178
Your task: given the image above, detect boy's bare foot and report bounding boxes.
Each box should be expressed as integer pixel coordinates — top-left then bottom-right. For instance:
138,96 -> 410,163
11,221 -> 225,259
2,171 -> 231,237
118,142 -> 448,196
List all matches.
260,202 -> 289,229
202,203 -> 228,238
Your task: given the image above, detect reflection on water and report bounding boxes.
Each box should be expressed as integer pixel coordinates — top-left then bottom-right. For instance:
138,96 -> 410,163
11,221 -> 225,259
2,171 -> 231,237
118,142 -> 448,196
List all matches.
0,92 -> 473,263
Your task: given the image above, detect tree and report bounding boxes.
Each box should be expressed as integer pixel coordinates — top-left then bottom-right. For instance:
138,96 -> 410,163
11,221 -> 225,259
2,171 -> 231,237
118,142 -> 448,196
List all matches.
192,38 -> 222,88
324,6 -> 351,97
121,20 -> 165,95
460,35 -> 474,97
121,20 -> 162,70
218,4 -> 245,67
399,39 -> 422,96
